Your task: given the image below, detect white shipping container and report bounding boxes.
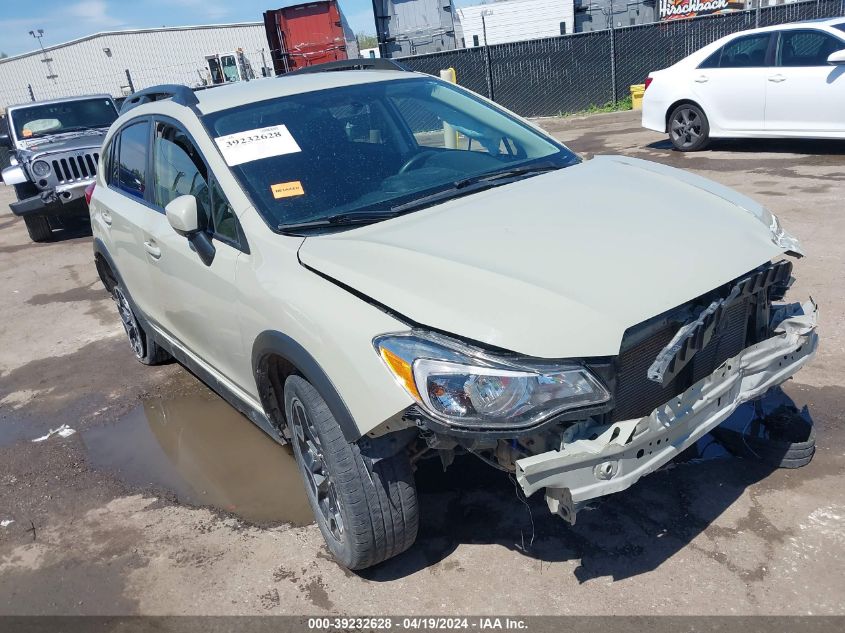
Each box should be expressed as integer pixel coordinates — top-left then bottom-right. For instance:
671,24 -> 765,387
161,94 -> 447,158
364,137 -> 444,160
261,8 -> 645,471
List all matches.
0,23 -> 271,110
457,0 -> 575,48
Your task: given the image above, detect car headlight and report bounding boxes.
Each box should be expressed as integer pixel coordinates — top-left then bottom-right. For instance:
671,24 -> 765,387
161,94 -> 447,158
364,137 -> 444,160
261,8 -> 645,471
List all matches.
374,332 -> 609,429
31,160 -> 51,178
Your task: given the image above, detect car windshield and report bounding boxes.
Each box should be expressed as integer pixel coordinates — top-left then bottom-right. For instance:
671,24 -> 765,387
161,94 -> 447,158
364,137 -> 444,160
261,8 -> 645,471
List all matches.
202,77 -> 579,230
11,98 -> 118,140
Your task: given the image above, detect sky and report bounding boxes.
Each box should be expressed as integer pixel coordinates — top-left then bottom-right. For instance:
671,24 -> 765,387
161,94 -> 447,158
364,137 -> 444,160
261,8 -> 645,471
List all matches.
0,0 -> 424,57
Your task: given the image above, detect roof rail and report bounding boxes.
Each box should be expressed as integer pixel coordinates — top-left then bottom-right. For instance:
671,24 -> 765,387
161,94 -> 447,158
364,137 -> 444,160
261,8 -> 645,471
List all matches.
283,58 -> 409,77
119,84 -> 200,115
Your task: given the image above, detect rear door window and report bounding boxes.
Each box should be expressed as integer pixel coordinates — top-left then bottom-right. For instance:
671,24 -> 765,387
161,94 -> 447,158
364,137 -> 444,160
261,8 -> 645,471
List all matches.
116,121 -> 149,199
700,33 -> 773,69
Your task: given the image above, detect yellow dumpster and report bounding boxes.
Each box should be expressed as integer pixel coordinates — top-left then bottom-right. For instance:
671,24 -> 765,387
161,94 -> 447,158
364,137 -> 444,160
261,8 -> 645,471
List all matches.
630,84 -> 646,111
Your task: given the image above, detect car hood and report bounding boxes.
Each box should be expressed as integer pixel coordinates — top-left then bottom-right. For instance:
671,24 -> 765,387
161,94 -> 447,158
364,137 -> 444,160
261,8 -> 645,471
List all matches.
18,131 -> 107,158
298,155 -> 800,358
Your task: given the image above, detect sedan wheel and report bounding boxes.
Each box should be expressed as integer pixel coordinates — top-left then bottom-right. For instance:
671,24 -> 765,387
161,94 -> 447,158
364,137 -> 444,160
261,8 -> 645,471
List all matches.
669,104 -> 710,152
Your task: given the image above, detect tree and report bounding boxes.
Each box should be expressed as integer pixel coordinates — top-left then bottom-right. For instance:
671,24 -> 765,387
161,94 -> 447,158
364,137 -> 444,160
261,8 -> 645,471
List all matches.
0,52 -> 8,59
356,33 -> 378,49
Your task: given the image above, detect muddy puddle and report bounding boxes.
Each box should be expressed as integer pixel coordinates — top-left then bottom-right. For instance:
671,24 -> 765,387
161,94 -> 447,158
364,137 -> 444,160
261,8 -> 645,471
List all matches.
81,395 -> 314,526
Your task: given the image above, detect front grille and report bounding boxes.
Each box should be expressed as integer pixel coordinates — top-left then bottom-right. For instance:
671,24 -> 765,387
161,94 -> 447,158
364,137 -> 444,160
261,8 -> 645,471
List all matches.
51,152 -> 99,183
611,296 -> 751,422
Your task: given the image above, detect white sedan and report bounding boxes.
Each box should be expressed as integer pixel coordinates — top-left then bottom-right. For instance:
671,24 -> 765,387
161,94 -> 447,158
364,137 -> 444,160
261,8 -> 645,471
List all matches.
642,18 -> 845,151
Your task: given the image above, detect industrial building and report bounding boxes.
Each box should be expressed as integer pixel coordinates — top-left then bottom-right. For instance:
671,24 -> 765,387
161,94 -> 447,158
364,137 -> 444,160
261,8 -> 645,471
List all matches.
457,0 -> 576,47
0,23 -> 271,110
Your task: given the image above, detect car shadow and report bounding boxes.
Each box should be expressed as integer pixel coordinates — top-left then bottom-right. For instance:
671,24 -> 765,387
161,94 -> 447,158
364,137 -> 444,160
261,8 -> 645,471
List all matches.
360,393 -> 815,583
47,217 -> 93,242
645,137 -> 845,155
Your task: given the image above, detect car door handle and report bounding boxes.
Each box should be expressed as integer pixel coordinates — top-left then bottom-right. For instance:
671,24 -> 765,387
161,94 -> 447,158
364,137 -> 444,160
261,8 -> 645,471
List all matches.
101,209 -> 112,226
144,240 -> 161,259
768,74 -> 786,83
694,75 -> 709,83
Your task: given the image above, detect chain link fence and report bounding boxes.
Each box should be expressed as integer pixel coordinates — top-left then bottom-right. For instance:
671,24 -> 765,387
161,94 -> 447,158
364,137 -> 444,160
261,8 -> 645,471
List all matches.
399,0 -> 845,117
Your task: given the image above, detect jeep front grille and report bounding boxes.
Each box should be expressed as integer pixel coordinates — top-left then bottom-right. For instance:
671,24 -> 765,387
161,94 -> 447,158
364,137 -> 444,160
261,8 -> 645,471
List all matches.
51,152 -> 99,184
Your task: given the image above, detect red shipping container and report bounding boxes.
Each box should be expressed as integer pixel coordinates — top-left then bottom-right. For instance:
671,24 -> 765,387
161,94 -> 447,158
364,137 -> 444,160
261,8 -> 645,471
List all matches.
264,1 -> 359,74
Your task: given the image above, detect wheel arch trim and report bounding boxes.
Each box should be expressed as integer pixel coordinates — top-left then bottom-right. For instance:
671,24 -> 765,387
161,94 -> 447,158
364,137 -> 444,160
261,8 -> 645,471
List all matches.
252,330 -> 362,443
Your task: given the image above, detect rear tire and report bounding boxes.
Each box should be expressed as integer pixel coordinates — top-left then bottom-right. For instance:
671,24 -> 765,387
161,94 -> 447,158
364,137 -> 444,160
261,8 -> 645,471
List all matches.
284,375 -> 418,570
23,215 -> 52,242
112,282 -> 170,365
668,103 -> 710,152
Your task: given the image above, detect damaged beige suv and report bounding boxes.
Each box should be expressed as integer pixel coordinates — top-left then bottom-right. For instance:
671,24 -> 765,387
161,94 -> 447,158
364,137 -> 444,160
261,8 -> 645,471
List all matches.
89,62 -> 818,570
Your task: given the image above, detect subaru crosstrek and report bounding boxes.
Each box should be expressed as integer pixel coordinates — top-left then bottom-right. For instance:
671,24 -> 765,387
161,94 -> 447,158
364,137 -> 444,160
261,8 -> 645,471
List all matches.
89,64 -> 818,570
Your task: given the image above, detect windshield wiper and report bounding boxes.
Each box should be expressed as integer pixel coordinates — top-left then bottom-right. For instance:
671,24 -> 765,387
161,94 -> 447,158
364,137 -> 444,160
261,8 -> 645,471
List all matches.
279,211 -> 407,233
453,160 -> 564,189
278,161 -> 568,234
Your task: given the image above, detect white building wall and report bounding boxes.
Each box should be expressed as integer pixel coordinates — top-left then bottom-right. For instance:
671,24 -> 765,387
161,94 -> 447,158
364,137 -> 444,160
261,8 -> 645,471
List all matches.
457,0 -> 575,48
0,24 -> 270,109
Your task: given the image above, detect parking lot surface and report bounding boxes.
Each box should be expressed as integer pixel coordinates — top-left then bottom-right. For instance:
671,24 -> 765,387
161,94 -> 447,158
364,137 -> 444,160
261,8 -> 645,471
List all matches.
0,110 -> 843,615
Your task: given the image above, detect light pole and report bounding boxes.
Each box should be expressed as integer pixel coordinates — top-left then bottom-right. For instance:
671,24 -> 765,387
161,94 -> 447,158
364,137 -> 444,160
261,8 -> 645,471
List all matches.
29,29 -> 58,82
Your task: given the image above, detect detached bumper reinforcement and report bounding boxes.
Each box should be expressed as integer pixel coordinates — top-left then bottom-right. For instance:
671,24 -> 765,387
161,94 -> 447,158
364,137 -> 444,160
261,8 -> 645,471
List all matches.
515,300 -> 819,524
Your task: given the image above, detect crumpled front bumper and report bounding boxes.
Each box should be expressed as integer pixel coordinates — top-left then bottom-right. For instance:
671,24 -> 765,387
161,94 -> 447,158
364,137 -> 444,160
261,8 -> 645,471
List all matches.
515,300 -> 819,524
9,180 -> 92,217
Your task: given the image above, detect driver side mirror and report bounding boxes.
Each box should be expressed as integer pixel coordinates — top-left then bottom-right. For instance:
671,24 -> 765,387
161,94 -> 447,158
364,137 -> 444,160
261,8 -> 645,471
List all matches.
828,49 -> 845,66
0,133 -> 11,149
165,194 -> 199,235
165,195 -> 215,266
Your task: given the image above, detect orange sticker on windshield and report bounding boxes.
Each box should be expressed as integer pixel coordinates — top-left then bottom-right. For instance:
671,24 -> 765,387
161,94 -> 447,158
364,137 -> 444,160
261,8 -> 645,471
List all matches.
22,129 -> 33,138
271,181 -> 304,199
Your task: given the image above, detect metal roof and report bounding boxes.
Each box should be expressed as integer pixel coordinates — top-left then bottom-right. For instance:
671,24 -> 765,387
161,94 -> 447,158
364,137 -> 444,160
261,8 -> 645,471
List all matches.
0,22 -> 263,65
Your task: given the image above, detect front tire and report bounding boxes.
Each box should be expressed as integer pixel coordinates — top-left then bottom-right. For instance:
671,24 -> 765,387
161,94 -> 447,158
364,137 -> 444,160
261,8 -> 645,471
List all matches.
284,375 -> 418,570
112,282 -> 170,365
668,103 -> 710,151
23,215 -> 52,242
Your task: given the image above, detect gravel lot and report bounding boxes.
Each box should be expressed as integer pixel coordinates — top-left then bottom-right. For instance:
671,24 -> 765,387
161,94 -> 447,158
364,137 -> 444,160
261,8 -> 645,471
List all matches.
0,110 -> 843,615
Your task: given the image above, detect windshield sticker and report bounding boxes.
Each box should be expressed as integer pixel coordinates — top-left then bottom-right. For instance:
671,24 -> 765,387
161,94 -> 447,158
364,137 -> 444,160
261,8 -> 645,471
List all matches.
215,125 -> 301,166
271,181 -> 305,199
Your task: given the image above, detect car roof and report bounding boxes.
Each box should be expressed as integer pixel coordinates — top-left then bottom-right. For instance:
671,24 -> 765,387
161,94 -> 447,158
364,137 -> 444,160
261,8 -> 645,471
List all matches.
736,17 -> 845,35
6,94 -> 115,112
194,70 -> 424,115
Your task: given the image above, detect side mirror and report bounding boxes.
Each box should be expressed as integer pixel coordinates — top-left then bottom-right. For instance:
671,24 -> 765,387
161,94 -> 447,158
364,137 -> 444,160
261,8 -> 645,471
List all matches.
0,133 -> 11,148
827,49 -> 845,65
165,194 -> 200,235
164,194 -> 215,266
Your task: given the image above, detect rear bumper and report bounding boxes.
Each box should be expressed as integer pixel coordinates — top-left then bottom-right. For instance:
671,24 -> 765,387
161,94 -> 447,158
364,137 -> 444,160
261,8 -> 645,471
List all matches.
9,180 -> 91,217
515,300 -> 819,523
641,94 -> 667,133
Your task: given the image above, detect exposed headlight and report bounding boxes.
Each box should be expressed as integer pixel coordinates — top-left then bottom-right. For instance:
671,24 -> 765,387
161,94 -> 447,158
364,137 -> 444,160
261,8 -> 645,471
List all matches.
31,160 -> 51,178
374,332 -> 609,429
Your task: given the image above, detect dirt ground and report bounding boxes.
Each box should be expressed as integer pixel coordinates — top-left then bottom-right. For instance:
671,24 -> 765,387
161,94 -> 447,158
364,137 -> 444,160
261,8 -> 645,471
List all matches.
1,110 -> 843,615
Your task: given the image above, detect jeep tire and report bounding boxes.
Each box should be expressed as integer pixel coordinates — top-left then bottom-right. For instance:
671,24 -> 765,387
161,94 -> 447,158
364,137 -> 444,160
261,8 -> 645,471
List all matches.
112,282 -> 170,365
23,215 -> 52,242
13,183 -> 52,243
284,375 -> 418,570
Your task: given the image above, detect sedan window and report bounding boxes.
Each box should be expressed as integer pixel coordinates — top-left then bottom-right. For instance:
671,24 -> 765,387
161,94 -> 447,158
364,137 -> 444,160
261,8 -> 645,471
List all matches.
777,30 -> 845,67
700,33 -> 772,69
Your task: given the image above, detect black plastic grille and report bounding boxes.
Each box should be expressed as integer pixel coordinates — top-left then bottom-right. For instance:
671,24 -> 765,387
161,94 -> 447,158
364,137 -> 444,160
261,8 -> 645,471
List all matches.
51,152 -> 98,183
611,297 -> 751,422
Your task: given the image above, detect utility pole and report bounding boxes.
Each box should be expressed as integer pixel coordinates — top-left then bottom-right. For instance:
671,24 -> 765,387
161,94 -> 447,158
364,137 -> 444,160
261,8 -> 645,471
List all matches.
481,9 -> 494,101
29,29 -> 57,82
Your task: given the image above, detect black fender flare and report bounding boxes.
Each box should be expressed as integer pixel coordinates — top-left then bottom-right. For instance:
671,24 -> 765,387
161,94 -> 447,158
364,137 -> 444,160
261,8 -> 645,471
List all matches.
252,330 -> 362,443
